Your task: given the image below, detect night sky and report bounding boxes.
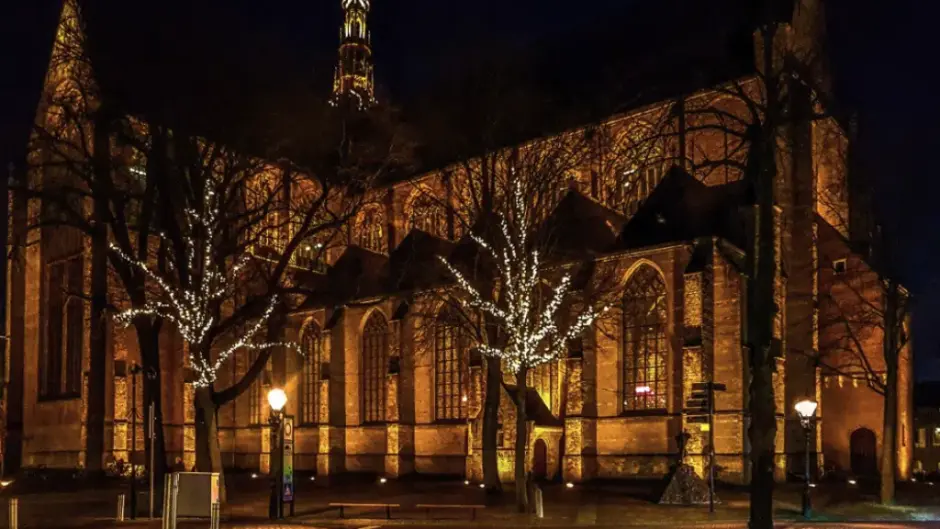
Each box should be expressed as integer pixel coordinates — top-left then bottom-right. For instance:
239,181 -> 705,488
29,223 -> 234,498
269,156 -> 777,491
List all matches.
2,1 -> 938,378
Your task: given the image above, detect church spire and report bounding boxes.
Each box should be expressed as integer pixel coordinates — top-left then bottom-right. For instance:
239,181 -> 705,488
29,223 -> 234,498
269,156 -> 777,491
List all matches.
331,0 -> 376,109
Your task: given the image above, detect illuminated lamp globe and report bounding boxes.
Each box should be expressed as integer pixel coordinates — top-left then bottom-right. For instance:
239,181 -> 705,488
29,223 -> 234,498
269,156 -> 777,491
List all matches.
794,399 -> 818,420
268,388 -> 288,413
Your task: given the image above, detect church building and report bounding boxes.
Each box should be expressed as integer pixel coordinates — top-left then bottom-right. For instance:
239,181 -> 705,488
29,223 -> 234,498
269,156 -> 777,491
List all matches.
4,0 -> 912,486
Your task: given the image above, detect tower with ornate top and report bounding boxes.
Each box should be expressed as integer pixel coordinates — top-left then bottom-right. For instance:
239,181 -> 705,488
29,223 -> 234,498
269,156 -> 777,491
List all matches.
331,0 -> 376,109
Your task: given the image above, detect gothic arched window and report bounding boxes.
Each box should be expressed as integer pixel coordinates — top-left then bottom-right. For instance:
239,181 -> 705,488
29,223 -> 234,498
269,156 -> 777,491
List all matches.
301,322 -> 322,425
410,194 -> 448,239
622,264 -> 668,411
604,124 -> 665,215
361,311 -> 388,423
357,207 -> 387,253
435,309 -> 468,420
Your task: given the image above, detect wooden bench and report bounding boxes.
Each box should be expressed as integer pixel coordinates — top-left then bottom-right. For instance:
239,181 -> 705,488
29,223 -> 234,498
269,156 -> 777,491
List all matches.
417,503 -> 487,520
328,502 -> 401,519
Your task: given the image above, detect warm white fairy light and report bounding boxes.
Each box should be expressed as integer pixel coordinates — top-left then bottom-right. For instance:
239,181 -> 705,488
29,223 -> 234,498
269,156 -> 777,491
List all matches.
439,181 -> 606,373
111,185 -> 298,388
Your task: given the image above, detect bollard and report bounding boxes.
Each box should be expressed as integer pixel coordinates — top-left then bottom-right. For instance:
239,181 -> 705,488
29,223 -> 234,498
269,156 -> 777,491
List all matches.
8,498 -> 18,529
210,502 -> 221,529
117,493 -> 126,522
161,474 -> 171,529
534,486 -> 544,519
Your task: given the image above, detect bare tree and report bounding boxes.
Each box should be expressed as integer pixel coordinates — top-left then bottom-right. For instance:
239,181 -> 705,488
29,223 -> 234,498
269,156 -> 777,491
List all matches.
23,0 -> 412,501
637,2 -> 835,525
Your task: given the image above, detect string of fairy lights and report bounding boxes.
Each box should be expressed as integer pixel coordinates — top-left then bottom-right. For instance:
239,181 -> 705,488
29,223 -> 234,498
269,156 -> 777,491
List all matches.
439,181 -> 606,374
111,187 -> 298,389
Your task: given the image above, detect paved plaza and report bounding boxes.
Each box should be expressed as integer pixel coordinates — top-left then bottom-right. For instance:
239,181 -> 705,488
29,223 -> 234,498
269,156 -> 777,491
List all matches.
1,474 -> 939,528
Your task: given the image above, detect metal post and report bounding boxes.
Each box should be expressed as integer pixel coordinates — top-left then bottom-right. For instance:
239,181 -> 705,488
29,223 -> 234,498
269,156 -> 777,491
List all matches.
116,494 -> 126,521
210,502 -> 221,529
130,365 -> 138,519
8,498 -> 18,529
802,424 -> 812,518
708,386 -> 715,514
268,413 -> 282,520
148,402 -> 155,519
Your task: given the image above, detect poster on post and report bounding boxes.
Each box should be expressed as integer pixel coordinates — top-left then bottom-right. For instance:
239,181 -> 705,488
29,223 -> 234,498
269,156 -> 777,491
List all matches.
283,416 -> 294,503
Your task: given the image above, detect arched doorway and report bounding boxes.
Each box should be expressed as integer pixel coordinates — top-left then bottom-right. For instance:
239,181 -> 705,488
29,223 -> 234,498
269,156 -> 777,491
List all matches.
533,439 -> 548,480
850,428 -> 877,476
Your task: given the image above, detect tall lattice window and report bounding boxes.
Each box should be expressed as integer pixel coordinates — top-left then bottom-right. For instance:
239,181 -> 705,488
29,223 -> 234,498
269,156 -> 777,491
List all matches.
410,194 -> 448,239
64,256 -> 83,395
435,310 -> 468,421
622,264 -> 668,411
361,312 -> 388,423
357,207 -> 387,253
41,254 -> 84,398
301,323 -> 322,425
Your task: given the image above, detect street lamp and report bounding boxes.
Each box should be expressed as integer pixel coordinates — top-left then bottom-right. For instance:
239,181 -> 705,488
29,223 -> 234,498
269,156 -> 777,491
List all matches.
268,389 -> 288,520
794,399 -> 818,519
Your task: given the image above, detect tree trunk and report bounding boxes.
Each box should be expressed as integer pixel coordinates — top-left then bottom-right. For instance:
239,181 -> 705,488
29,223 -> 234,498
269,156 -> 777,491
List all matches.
195,384 -> 226,502
514,368 -> 528,513
482,356 -> 502,492
748,357 -> 777,528
880,279 -> 899,505
746,111 -> 779,528
135,319 -> 168,513
86,107 -> 113,472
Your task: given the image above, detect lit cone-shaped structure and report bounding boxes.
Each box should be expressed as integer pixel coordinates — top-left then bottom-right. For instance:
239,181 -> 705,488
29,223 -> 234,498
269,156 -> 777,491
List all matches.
331,0 -> 376,109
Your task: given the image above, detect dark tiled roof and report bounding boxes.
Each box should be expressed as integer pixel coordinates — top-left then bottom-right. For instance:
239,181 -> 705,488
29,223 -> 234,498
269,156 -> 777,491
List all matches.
616,166 -> 750,251
388,229 -> 456,292
321,245 -> 390,304
540,190 -> 627,261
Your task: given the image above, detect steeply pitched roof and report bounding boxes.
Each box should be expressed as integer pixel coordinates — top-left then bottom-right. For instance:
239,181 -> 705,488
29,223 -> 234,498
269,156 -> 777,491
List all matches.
616,166 -> 750,250
388,229 -> 456,291
540,190 -> 627,260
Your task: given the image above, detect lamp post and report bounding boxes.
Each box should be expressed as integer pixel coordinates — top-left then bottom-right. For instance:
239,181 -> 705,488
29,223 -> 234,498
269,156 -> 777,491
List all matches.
794,399 -> 818,519
267,389 -> 288,520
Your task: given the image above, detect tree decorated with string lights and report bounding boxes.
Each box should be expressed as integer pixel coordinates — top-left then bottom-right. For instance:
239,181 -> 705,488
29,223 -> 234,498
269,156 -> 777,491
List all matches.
111,182 -> 299,491
439,179 -> 604,512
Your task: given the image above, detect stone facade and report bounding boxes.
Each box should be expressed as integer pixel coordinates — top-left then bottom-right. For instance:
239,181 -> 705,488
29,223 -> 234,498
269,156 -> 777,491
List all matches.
2,0 -> 913,486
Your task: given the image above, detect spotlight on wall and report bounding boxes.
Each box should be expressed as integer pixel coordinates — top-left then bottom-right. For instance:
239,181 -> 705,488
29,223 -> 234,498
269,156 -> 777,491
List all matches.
310,476 -> 316,481
251,473 -> 259,479
379,477 -> 387,484
0,480 -> 13,488
848,479 -> 857,485
566,482 -> 575,489
479,484 -> 485,489
464,480 -> 470,486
